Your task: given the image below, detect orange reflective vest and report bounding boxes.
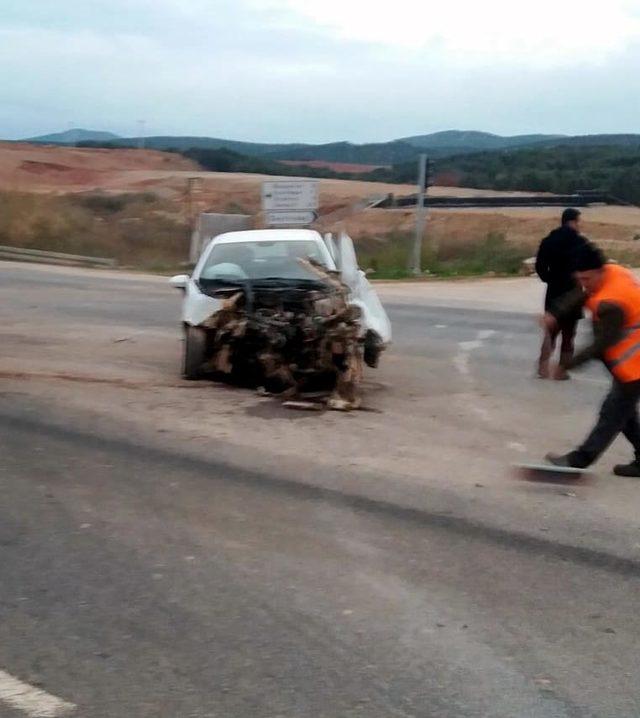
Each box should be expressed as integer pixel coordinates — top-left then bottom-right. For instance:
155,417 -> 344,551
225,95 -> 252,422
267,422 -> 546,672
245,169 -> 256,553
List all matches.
585,264 -> 640,383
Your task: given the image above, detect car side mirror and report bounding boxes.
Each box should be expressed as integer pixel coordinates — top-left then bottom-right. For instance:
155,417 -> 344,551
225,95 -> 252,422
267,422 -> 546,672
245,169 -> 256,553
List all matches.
170,274 -> 189,291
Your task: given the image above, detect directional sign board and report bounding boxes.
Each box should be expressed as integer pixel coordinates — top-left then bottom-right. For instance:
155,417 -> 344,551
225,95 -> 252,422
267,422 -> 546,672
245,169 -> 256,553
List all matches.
265,210 -> 318,226
262,180 -> 319,225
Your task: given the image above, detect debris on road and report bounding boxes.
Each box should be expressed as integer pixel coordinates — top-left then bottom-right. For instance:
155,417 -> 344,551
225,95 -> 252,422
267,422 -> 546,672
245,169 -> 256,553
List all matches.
282,400 -> 324,411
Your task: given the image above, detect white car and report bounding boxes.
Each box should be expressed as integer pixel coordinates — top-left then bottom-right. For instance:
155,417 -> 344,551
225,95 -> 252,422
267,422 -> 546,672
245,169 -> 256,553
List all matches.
170,229 -> 391,395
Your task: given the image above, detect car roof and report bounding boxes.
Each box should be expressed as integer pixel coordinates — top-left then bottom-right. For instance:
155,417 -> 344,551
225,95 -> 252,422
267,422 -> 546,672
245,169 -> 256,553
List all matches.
212,229 -> 323,245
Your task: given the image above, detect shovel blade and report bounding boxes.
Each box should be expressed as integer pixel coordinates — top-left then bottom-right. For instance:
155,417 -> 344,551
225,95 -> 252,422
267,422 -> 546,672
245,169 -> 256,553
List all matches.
514,462 -> 591,485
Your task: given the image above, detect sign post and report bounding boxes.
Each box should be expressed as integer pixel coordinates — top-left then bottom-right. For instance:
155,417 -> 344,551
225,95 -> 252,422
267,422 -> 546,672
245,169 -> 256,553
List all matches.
410,154 -> 427,276
262,180 -> 319,227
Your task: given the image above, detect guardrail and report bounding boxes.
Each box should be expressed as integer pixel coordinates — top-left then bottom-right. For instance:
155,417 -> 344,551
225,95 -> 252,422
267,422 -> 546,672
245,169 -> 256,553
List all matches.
376,192 -> 633,209
0,245 -> 117,268
315,195 -> 387,226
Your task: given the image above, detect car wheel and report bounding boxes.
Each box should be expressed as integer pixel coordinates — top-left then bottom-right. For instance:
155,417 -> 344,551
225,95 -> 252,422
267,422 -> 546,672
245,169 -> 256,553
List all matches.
182,326 -> 207,380
363,330 -> 382,368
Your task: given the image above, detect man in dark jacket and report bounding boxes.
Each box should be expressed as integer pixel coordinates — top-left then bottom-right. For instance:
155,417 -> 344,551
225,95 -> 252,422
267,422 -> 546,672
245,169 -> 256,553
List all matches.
535,208 -> 588,379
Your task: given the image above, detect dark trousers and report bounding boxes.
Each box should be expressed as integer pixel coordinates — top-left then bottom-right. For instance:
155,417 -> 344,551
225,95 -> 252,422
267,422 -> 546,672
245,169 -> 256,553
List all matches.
539,318 -> 577,366
575,380 -> 640,466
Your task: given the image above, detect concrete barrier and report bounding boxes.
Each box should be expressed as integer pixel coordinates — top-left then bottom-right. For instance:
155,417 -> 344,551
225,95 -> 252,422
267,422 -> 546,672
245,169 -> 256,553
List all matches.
189,213 -> 253,264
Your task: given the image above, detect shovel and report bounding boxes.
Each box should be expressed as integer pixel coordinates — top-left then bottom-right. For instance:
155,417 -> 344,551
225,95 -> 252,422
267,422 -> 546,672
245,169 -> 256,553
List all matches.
514,462 -> 591,484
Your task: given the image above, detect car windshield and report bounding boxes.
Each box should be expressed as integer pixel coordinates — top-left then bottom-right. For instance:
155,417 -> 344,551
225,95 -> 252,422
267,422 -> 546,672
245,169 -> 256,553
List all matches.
199,240 -> 328,283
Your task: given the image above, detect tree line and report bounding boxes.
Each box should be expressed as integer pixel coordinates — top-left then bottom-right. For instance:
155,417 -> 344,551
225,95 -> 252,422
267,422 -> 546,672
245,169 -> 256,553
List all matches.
76,141 -> 640,205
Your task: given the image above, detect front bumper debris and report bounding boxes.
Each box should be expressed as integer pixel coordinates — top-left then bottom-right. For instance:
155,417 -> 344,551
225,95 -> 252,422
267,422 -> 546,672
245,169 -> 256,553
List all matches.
201,263 -> 366,411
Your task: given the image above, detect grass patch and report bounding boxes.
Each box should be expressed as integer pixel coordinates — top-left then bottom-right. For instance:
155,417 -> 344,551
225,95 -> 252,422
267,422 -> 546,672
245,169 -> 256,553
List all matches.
77,192 -> 155,214
12,192 -> 627,280
358,230 -> 531,279
0,191 -> 189,269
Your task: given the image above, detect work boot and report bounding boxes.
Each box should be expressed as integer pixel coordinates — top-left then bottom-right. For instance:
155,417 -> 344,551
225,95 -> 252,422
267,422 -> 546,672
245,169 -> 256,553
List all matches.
613,460 -> 640,477
545,451 -> 590,469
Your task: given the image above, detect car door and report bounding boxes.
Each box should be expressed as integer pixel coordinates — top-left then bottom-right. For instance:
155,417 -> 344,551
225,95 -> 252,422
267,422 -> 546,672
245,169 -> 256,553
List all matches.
337,232 -> 392,344
322,232 -> 339,269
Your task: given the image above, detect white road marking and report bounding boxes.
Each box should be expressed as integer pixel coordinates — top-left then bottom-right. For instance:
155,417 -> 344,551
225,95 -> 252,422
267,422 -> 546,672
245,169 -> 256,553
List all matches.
508,441 -> 527,453
471,404 -> 492,421
454,333 -> 492,377
454,330 -> 497,423
455,339 -> 482,376
0,670 -> 75,717
435,324 -> 447,329
478,329 -> 496,340
459,339 -> 483,352
453,353 -> 470,376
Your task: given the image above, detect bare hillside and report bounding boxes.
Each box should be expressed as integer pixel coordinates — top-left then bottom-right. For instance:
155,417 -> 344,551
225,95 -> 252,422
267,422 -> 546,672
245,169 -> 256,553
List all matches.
0,142 -> 198,193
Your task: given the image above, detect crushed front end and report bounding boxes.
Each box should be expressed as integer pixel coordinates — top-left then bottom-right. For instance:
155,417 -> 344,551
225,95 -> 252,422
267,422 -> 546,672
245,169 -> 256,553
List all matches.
198,262 -> 367,410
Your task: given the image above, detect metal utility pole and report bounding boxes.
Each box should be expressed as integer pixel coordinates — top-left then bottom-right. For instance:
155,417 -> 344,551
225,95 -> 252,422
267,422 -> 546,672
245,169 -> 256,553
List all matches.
410,154 -> 428,275
185,177 -> 204,226
185,177 -> 201,227
185,177 -> 204,264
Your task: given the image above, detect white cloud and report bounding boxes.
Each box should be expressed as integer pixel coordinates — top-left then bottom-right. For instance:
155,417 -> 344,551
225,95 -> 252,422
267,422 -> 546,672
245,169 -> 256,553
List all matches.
1,0 -> 639,140
266,0 -> 640,66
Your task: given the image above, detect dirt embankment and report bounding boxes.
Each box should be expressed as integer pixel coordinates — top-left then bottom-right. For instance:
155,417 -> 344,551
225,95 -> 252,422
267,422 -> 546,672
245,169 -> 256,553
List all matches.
0,142 -> 198,193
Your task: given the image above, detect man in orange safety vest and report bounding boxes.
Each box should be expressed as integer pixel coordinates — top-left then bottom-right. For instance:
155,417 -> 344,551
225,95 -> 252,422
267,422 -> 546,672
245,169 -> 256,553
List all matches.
543,243 -> 640,476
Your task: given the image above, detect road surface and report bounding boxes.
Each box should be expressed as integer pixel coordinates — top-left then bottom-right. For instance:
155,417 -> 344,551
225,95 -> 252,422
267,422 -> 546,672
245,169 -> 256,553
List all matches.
1,262 -> 639,717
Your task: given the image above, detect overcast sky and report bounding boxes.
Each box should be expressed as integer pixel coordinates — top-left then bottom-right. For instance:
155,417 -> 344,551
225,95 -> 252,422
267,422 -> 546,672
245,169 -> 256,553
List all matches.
2,0 -> 639,142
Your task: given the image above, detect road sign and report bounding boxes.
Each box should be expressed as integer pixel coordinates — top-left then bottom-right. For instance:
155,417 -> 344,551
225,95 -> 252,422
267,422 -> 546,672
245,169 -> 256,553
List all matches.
262,180 -> 319,213
265,210 -> 318,226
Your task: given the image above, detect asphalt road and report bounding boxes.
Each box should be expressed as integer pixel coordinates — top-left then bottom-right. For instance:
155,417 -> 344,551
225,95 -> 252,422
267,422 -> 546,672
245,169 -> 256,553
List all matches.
1,262 -> 639,717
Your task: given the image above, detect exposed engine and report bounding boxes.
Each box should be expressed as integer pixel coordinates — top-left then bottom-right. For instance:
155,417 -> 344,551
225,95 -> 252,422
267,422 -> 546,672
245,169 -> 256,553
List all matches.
200,261 -> 366,410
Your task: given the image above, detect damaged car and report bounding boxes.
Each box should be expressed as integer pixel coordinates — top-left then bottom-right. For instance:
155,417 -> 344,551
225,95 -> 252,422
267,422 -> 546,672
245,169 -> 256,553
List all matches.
169,229 -> 391,410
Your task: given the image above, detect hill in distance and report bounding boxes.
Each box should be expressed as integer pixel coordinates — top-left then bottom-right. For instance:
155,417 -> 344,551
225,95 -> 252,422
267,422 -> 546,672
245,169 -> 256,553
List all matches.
127,135 -> 307,156
121,130 -> 572,161
400,130 -> 566,150
20,127 -> 640,166
26,128 -> 122,144
11,127 -> 640,205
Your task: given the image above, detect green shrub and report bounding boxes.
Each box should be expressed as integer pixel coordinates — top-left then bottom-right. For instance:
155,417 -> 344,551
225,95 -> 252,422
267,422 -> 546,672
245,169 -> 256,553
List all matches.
358,231 -> 529,278
74,192 -> 156,214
